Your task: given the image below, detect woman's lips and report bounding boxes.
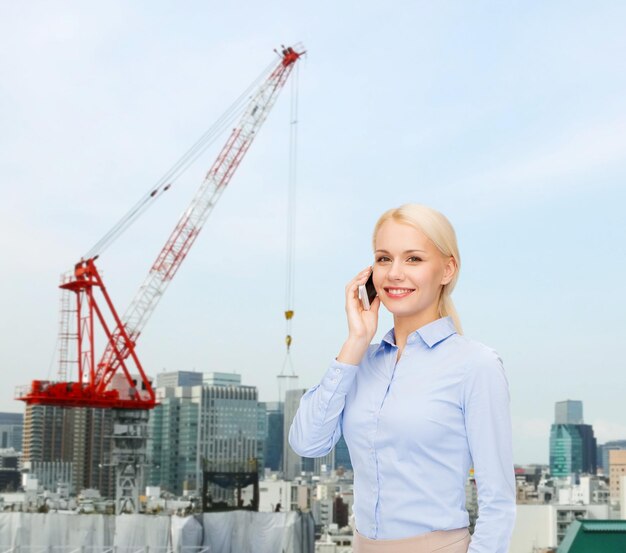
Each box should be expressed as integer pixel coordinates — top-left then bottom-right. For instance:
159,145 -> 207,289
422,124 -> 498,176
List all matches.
384,287 -> 415,299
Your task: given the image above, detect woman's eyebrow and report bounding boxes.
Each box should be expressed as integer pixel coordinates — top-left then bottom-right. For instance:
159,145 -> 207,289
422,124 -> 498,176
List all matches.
375,249 -> 426,254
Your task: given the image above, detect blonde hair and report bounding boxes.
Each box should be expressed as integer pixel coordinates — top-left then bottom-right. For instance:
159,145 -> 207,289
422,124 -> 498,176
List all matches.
372,204 -> 463,334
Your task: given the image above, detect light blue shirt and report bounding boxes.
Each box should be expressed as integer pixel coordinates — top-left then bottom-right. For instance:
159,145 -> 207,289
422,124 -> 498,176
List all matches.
289,316 -> 515,552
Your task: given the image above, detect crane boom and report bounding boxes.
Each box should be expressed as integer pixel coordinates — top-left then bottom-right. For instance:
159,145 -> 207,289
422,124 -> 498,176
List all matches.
95,47 -> 302,393
17,46 -> 303,409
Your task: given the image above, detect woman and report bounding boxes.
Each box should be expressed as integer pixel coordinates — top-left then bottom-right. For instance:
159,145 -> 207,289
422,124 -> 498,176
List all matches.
289,204 -> 516,553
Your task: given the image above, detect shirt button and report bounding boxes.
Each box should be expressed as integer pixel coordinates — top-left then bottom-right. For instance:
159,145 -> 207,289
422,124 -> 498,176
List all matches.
335,368 -> 341,373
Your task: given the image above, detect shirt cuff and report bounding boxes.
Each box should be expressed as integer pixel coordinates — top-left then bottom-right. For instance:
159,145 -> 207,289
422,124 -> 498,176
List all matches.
320,359 -> 359,395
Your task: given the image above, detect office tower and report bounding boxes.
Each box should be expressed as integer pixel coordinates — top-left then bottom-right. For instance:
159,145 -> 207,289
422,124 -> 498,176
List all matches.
0,449 -> 20,491
555,400 -> 584,425
578,424 -> 598,474
550,425 -> 583,477
283,389 -> 306,480
156,371 -> 203,388
609,450 -> 626,503
148,371 -> 262,497
197,373 -> 261,504
283,388 -> 333,480
262,401 -> 284,471
597,440 -> 626,473
334,435 -> 353,471
549,400 -> 597,477
0,412 -> 24,450
22,404 -> 114,496
148,384 -> 199,495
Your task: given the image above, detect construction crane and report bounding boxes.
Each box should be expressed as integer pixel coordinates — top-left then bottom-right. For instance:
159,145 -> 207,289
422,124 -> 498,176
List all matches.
16,45 -> 304,512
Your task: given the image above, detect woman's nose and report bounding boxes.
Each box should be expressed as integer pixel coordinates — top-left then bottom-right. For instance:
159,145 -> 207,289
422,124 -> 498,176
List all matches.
387,261 -> 404,280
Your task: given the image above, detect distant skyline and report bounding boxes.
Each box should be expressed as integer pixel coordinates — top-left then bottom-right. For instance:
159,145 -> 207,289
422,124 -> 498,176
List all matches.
1,2 -> 626,465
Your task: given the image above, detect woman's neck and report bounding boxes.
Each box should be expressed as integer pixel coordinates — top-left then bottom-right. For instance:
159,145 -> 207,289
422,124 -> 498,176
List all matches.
393,308 -> 440,352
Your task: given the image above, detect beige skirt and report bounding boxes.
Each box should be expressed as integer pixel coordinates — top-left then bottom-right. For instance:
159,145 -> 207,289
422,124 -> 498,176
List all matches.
354,527 -> 470,553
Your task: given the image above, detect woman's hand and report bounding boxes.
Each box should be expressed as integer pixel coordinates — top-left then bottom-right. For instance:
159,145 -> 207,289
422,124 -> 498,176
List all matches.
336,267 -> 381,365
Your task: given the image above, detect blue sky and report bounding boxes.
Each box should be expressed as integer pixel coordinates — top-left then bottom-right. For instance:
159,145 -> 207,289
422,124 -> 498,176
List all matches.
1,1 -> 625,464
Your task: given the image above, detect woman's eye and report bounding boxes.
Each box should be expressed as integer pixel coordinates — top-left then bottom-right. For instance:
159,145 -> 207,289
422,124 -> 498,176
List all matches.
376,256 -> 391,263
407,256 -> 422,263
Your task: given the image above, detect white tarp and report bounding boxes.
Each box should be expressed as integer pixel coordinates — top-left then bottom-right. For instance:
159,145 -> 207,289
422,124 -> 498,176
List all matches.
170,515 -> 203,551
201,510 -> 314,553
0,511 -> 314,553
113,514 -> 171,548
0,513 -> 115,547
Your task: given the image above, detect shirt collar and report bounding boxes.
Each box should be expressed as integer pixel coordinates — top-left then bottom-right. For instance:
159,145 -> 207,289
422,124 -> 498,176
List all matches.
376,316 -> 457,352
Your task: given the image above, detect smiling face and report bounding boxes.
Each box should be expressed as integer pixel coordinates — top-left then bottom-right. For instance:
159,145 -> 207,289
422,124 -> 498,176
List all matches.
372,220 -> 457,330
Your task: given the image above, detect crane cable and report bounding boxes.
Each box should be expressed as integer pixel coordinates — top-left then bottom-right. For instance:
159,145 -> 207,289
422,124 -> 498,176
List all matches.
281,61 -> 300,377
83,58 -> 278,260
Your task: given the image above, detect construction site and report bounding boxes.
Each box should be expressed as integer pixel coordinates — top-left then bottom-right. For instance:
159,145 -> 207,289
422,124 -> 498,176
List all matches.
3,45 -> 318,553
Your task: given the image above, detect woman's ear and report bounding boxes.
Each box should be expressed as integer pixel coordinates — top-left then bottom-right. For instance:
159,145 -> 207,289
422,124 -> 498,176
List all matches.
441,256 -> 457,286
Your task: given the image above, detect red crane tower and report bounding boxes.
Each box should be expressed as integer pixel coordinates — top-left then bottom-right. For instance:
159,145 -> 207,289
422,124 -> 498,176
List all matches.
16,45 -> 304,512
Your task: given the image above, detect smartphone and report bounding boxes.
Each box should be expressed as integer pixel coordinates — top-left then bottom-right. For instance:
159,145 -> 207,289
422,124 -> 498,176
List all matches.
358,270 -> 377,310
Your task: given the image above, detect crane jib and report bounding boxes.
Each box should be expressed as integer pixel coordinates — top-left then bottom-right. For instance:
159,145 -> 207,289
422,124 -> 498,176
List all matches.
16,45 -> 304,410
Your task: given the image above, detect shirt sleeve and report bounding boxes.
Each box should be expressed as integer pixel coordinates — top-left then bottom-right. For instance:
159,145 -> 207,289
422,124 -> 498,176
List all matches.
463,348 -> 516,553
288,359 -> 359,458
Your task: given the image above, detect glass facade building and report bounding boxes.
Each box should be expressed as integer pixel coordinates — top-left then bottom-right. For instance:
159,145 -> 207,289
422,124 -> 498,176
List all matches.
334,435 -> 353,471
0,412 -> 23,451
283,388 -> 333,479
550,424 -> 584,477
555,400 -> 584,425
148,372 -> 263,498
550,400 -> 597,477
148,386 -> 199,495
261,401 -> 284,472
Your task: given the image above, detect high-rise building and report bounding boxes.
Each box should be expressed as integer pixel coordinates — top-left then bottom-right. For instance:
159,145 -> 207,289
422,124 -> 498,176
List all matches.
283,388 -> 333,480
22,405 -> 114,496
597,440 -> 626,473
550,424 -> 583,477
549,400 -> 596,478
148,384 -> 199,495
0,412 -> 24,451
555,400 -> 584,425
148,371 -> 263,497
0,449 -> 20,492
261,401 -> 283,471
578,424 -> 598,475
609,450 -> 626,504
156,371 -> 203,388
334,435 -> 352,471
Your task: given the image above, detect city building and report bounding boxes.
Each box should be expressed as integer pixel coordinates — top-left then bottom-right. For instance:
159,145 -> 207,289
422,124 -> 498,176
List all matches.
148,371 -> 263,500
283,389 -> 333,480
609,449 -> 626,505
22,404 -> 114,496
550,425 -> 583,477
262,401 -> 284,472
555,400 -> 583,425
0,449 -> 20,492
148,384 -> 199,495
0,412 -> 24,450
598,440 -> 626,473
558,520 -> 626,552
510,503 -> 611,552
156,370 -> 202,388
334,436 -> 352,472
549,400 -> 596,478
557,475 -> 610,505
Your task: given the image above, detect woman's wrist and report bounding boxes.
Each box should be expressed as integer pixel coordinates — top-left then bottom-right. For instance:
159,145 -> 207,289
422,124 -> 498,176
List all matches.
336,337 -> 370,365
